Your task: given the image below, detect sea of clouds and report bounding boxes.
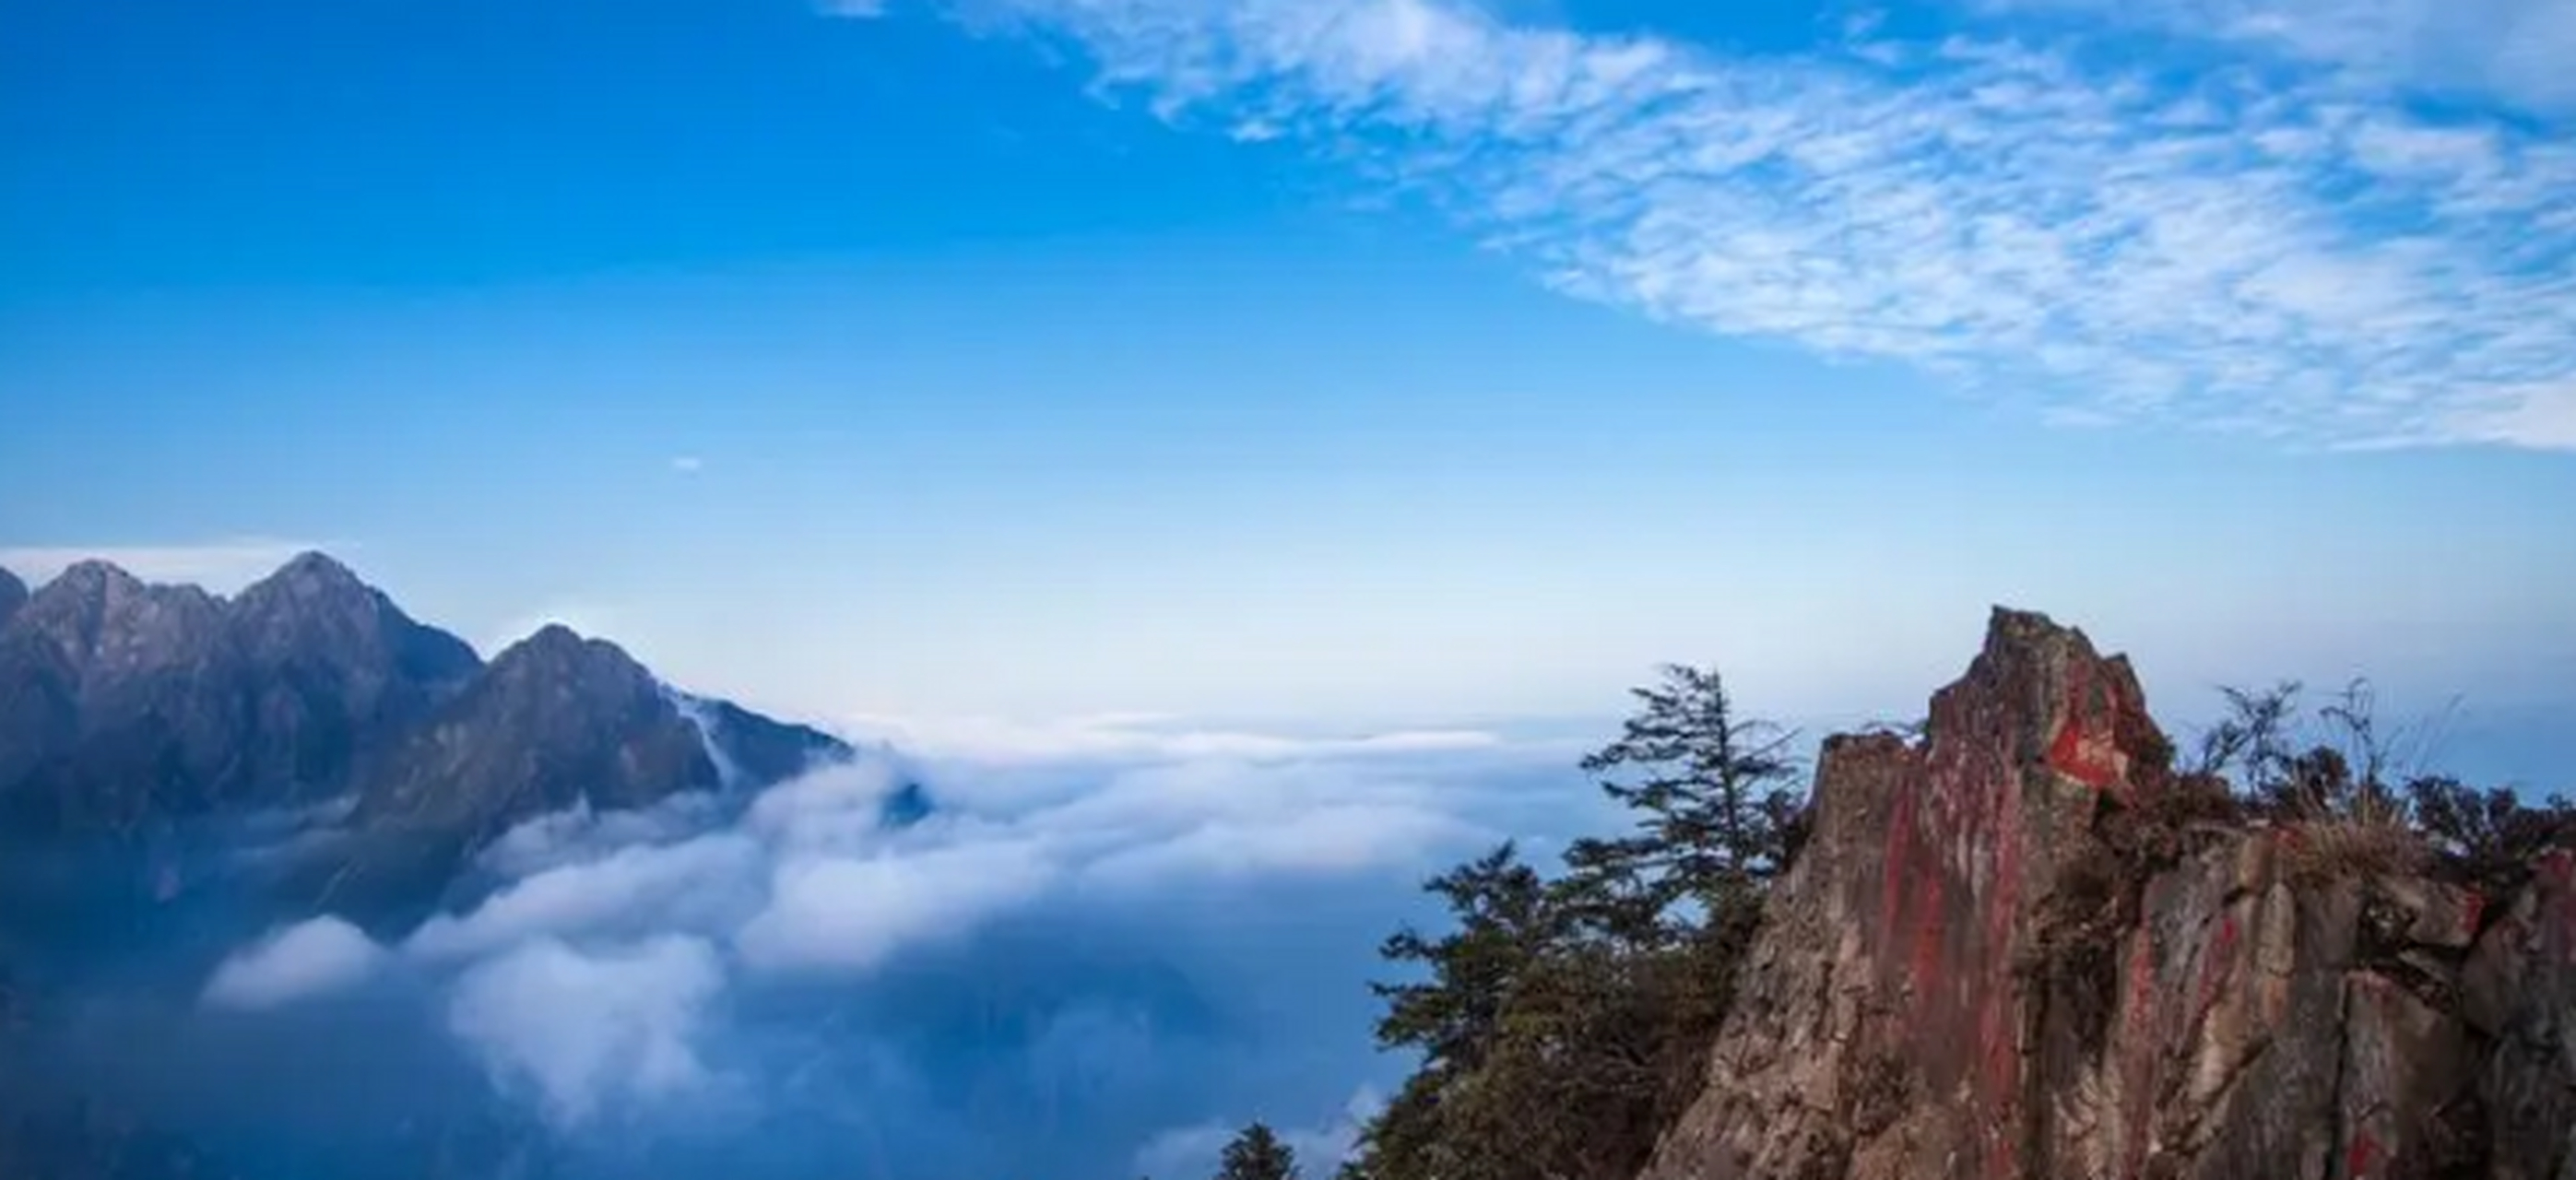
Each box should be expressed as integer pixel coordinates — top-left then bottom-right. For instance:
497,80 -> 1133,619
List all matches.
174,716 -> 1611,1180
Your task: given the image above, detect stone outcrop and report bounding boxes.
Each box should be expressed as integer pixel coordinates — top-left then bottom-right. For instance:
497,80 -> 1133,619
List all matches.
1642,608 -> 2574,1180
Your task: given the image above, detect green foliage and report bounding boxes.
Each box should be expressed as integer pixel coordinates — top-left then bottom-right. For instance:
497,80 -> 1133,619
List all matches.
1370,843 -> 1555,1074
1562,665 -> 1804,948
1215,1123 -> 1300,1180
1345,663 -> 1807,1180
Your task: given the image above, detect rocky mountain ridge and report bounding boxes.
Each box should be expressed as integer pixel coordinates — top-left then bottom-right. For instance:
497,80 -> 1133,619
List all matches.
0,552 -> 849,867
1641,609 -> 2574,1180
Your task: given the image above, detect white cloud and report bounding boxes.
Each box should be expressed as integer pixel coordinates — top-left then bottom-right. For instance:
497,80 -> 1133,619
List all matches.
670,455 -> 705,474
408,832 -> 764,963
1972,0 -> 2576,118
1082,800 -> 1476,885
1135,1085 -> 1383,1176
446,935 -> 726,1129
210,727 -> 1586,1141
202,916 -> 388,1010
844,711 -> 1503,765
0,537 -> 333,595
2442,378 -> 2576,452
928,0 -> 2576,450
735,838 -> 1062,973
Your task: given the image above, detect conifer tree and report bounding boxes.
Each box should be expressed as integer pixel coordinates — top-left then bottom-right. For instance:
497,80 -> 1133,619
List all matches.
1215,1123 -> 1300,1180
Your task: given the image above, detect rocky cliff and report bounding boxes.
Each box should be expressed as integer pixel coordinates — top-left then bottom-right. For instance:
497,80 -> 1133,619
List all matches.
1642,608 -> 2573,1180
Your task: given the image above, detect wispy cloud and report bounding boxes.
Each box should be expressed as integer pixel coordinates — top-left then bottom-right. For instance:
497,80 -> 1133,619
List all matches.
878,0 -> 2576,450
0,537 -> 331,593
1971,0 -> 2576,118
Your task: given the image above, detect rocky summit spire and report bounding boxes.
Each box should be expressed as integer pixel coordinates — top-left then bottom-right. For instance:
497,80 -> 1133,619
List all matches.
1643,608 -> 2570,1180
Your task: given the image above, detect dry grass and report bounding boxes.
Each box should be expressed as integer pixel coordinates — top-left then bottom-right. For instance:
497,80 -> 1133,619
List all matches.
2283,791 -> 2429,886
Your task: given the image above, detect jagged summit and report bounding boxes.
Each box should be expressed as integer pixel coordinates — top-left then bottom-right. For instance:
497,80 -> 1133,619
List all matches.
489,620 -> 631,669
1644,608 -> 2570,1180
233,549 -> 374,610
43,557 -> 146,596
0,549 -> 849,850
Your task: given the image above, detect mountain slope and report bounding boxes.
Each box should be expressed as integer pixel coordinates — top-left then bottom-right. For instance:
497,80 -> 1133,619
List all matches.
351,624 -> 719,835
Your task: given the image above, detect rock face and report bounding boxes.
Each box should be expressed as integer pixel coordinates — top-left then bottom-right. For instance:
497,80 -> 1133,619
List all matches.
2463,849 -> 2576,1178
1642,608 -> 2575,1180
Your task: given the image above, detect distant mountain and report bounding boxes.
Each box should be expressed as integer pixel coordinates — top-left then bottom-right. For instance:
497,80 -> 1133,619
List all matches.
0,553 -> 851,874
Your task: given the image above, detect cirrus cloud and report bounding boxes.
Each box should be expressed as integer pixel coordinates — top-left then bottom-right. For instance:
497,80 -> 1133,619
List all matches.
865,0 -> 2576,451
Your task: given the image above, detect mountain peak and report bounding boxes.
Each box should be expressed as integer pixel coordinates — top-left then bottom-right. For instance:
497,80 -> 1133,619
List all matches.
47,559 -> 143,598
496,622 -> 624,667
232,552 -> 392,627
227,548 -> 479,687
242,550 -> 370,599
484,624 -> 658,703
521,620 -> 587,648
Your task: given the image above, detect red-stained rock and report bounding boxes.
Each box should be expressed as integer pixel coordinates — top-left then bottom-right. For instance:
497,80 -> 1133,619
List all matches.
1638,608 -> 2552,1180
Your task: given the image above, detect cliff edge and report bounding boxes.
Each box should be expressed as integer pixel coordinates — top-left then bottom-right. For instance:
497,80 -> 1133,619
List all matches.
1643,608 -> 2574,1180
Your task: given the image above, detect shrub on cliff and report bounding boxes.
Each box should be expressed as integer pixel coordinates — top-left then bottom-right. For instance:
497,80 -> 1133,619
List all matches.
2405,775 -> 2576,897
2189,678 -> 2571,890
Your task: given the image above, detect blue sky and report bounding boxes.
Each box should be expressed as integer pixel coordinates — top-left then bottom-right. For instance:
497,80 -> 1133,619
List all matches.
4,0 -> 2571,771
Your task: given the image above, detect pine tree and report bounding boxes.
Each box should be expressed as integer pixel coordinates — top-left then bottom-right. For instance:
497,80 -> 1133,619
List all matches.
1560,664 -> 1804,947
1369,842 -> 1554,1073
1215,1122 -> 1300,1180
1346,665 -> 1808,1180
